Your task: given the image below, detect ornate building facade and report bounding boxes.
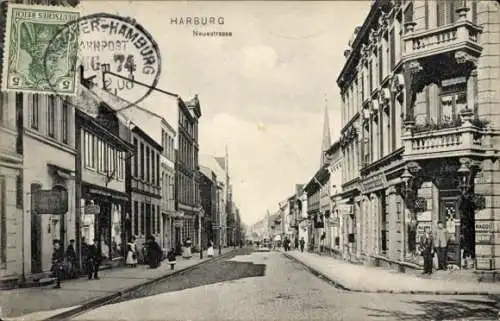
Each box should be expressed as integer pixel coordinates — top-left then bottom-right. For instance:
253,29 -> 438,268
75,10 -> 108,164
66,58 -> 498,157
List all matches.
337,0 -> 500,275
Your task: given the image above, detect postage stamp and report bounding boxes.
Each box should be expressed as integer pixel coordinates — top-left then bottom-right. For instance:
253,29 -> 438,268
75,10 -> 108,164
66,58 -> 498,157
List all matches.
44,13 -> 161,110
1,3 -> 80,95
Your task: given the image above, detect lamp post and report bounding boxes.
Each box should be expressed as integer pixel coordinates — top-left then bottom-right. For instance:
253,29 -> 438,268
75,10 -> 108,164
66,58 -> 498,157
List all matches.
401,167 -> 414,263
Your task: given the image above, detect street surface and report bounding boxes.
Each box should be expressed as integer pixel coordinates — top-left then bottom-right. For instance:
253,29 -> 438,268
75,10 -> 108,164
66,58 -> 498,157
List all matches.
72,248 -> 500,321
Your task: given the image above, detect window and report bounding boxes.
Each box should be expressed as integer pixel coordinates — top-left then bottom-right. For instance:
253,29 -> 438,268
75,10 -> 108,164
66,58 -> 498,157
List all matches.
140,202 -> 145,235
156,205 -> 161,234
84,132 -> 95,169
47,95 -> 55,138
378,47 -> 383,84
152,205 -> 155,234
151,149 -> 155,185
133,201 -> 139,236
31,94 -> 39,129
98,139 -> 105,172
368,60 -> 373,93
16,175 -> 22,209
145,203 -> 151,236
437,0 -> 459,27
439,82 -> 466,124
140,143 -> 144,179
61,100 -> 69,144
133,138 -> 138,177
146,146 -> 150,182
156,153 -> 160,186
404,1 -> 414,23
118,151 -> 124,180
389,28 -> 395,70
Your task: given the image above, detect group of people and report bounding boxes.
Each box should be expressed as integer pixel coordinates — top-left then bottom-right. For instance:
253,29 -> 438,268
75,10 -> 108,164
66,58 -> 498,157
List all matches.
419,222 -> 450,275
51,238 -> 101,289
126,235 -> 163,269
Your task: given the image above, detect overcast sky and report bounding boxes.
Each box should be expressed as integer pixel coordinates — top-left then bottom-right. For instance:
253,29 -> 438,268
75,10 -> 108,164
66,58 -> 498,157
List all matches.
82,0 -> 371,226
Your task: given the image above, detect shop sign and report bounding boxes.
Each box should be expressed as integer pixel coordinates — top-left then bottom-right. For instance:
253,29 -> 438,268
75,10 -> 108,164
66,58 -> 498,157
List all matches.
85,204 -> 100,215
476,222 -> 494,233
360,174 -> 387,194
33,186 -> 68,215
416,221 -> 432,241
476,232 -> 492,243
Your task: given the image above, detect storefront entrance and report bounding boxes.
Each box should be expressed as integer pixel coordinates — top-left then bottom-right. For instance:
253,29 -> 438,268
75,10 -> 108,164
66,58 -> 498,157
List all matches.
440,195 -> 461,267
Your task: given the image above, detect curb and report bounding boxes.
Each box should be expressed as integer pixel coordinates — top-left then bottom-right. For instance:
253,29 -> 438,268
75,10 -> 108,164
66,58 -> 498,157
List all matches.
43,250 -> 236,321
283,253 -> 496,296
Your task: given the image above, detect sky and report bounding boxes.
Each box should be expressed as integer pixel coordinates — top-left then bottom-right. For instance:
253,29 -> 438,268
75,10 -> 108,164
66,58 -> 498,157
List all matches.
81,0 -> 371,226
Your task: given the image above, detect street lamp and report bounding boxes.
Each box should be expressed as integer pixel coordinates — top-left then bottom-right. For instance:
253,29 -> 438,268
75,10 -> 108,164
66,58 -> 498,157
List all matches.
457,162 -> 472,195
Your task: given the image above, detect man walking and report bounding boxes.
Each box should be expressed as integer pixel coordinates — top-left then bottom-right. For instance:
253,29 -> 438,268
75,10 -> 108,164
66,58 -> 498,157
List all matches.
51,240 -> 64,289
299,237 -> 305,253
87,239 -> 101,280
420,227 -> 434,275
434,222 -> 448,270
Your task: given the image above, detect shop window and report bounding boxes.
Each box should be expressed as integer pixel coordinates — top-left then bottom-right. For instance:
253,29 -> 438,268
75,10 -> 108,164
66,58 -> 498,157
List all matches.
133,201 -> 139,236
145,203 -> 151,236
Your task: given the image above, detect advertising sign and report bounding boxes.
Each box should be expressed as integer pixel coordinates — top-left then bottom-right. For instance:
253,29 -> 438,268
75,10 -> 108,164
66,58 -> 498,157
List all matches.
33,186 -> 68,214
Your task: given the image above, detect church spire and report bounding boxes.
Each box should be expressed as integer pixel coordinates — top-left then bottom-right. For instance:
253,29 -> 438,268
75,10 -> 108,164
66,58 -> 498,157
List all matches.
320,94 -> 332,167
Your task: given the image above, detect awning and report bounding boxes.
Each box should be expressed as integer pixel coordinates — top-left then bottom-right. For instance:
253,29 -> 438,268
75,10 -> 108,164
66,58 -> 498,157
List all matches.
274,235 -> 281,241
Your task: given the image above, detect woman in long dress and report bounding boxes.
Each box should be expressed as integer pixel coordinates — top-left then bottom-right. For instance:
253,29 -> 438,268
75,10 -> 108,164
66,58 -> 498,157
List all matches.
183,238 -> 192,259
207,240 -> 215,257
126,237 -> 138,267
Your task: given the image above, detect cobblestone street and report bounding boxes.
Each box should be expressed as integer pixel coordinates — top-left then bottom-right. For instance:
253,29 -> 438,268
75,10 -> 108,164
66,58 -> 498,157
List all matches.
71,248 -> 500,321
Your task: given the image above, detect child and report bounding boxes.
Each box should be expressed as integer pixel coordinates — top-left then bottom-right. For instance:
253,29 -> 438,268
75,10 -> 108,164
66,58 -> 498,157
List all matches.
167,248 -> 177,270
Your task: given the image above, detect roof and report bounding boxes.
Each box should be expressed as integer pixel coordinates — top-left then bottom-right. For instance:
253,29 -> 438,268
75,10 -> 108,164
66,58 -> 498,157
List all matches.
131,125 -> 163,151
326,140 -> 341,155
199,165 -> 216,181
336,0 -> 390,90
304,166 -> 330,195
186,94 -> 202,118
215,157 -> 226,170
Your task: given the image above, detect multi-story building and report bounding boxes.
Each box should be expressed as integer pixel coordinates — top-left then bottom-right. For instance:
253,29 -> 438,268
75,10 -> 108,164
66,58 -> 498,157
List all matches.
199,166 -> 217,248
160,121 -> 176,251
304,165 -> 329,252
297,186 -> 309,246
130,126 -> 162,251
337,0 -> 500,275
325,141 -> 345,256
0,92 -> 23,286
176,95 -> 202,248
76,84 -> 133,267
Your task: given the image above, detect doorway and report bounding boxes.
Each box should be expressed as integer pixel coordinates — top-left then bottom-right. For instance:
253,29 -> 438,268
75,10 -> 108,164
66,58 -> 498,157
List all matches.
30,184 -> 42,273
440,195 -> 460,267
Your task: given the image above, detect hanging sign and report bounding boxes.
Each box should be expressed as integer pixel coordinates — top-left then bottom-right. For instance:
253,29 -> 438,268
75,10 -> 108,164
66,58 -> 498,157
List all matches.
33,186 -> 68,215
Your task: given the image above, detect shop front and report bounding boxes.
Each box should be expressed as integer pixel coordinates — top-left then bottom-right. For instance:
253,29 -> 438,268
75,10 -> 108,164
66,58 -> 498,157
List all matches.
81,184 -> 128,265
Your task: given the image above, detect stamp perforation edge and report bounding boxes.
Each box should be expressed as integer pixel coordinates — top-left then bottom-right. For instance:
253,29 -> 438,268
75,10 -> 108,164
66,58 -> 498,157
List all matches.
1,2 -> 81,95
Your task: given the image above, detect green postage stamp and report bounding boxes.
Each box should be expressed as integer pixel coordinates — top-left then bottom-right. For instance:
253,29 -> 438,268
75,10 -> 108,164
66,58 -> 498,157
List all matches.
1,3 -> 80,95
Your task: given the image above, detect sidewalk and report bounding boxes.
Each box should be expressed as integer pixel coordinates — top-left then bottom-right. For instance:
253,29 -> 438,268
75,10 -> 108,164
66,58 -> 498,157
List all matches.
0,248 -> 234,320
284,250 -> 500,295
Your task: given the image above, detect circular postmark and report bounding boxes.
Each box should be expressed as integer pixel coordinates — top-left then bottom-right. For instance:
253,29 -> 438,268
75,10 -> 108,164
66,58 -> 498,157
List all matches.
43,12 -> 161,110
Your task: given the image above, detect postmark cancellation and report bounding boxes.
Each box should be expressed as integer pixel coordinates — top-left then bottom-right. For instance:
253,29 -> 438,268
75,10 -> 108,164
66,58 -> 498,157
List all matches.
1,3 -> 80,95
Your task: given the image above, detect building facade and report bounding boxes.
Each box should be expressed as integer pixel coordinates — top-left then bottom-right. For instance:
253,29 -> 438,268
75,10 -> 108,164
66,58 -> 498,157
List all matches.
0,92 -> 23,285
199,166 -> 217,248
175,96 -> 202,248
160,121 -> 176,251
337,0 -> 500,274
130,126 -> 162,251
76,85 -> 133,266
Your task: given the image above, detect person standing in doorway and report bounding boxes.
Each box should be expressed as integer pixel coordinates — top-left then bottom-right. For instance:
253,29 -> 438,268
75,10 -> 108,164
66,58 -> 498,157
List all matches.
51,240 -> 64,289
420,227 -> 434,275
299,237 -> 305,253
434,222 -> 449,270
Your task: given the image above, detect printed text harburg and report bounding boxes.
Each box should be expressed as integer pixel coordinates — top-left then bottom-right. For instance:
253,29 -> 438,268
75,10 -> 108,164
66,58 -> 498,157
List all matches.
170,16 -> 224,25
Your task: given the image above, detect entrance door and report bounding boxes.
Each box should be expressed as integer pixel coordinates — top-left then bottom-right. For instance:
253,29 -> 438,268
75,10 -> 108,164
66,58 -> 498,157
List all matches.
440,197 -> 460,267
175,226 -> 181,247
31,184 -> 42,273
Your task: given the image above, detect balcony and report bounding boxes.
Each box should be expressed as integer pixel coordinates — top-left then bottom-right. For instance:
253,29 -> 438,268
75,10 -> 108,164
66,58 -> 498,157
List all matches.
402,117 -> 494,161
403,19 -> 482,62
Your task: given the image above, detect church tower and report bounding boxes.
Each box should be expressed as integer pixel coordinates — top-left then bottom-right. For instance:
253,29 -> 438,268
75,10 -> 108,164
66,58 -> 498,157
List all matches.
320,96 -> 332,167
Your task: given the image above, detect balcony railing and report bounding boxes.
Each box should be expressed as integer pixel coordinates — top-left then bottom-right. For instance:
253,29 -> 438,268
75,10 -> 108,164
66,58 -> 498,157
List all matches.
403,20 -> 483,61
402,121 -> 493,161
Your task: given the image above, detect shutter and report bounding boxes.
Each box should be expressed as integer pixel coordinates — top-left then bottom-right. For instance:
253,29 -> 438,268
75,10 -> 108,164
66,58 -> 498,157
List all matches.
437,1 -> 446,26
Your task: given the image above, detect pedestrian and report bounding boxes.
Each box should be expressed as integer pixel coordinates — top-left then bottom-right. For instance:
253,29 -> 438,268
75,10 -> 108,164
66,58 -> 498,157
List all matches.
126,236 -> 138,268
87,239 -> 101,280
81,237 -> 89,276
51,240 -> 64,289
420,227 -> 434,275
299,237 -> 305,253
183,238 -> 192,259
148,236 -> 162,268
65,239 -> 77,279
167,248 -> 177,270
434,221 -> 448,270
207,240 -> 215,258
